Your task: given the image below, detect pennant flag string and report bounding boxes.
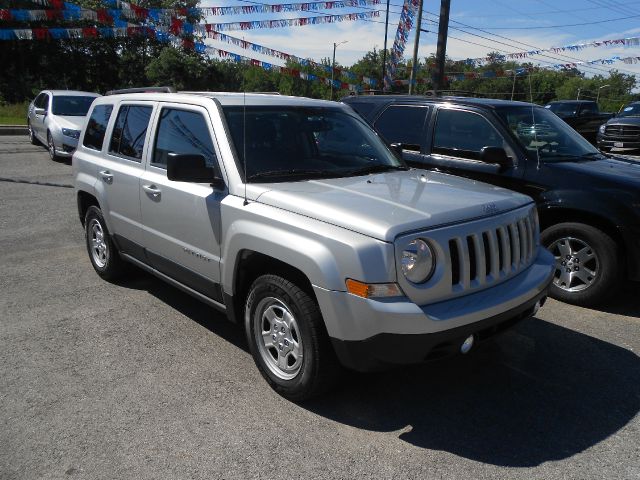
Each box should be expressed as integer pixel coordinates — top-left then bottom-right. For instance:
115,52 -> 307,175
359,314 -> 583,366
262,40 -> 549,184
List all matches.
0,0 -> 382,21
206,30 -> 377,86
384,0 -> 419,90
464,36 -> 640,66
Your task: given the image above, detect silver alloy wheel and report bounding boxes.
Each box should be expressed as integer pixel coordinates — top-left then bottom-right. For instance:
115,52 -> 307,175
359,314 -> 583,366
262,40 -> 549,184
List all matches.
253,296 -> 303,380
47,132 -> 55,159
548,236 -> 599,292
88,218 -> 109,268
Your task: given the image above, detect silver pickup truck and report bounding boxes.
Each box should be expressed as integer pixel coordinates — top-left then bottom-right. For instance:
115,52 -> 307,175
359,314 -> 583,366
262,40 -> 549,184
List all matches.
73,91 -> 554,400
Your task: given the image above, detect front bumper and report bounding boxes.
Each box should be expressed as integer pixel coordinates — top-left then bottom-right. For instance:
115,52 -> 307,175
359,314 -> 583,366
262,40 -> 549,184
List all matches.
51,130 -> 79,157
597,133 -> 640,150
314,248 -> 554,371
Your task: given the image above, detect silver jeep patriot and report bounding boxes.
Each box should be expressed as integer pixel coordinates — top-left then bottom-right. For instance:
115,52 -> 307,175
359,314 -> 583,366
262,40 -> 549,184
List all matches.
73,92 -> 554,400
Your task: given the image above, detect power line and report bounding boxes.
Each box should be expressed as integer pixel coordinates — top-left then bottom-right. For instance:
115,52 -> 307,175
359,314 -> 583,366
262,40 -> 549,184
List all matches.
472,12 -> 640,29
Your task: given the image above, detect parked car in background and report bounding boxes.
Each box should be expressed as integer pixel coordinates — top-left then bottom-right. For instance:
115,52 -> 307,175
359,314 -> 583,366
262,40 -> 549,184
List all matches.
73,91 -> 554,400
544,100 -> 613,143
27,90 -> 100,160
343,95 -> 640,307
597,101 -> 640,151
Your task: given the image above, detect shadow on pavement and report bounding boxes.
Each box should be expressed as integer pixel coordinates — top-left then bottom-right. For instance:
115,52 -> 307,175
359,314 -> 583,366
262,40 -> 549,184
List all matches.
588,281 -> 640,318
118,272 -> 640,468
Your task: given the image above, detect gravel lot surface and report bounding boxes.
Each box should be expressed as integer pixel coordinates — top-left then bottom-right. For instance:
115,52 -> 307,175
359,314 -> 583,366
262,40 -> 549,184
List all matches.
1,135 -> 639,480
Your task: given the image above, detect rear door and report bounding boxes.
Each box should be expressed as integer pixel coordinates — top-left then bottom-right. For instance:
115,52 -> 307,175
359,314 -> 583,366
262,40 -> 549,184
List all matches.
97,102 -> 155,256
32,93 -> 49,140
139,103 -> 226,303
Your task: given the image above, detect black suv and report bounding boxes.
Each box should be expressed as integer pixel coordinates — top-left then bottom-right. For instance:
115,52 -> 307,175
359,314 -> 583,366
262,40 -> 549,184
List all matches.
343,95 -> 640,306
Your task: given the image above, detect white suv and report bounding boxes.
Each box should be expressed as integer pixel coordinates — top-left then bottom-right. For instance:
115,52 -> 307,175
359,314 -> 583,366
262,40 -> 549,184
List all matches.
73,91 -> 554,400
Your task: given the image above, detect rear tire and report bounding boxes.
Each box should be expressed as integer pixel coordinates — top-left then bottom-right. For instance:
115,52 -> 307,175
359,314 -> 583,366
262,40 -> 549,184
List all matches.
28,122 -> 39,145
84,206 -> 127,281
245,274 -> 341,401
541,222 -> 620,307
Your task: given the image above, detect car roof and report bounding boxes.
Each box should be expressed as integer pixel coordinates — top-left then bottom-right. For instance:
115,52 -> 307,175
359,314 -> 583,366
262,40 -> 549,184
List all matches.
41,90 -> 101,97
92,91 -> 345,109
341,94 -> 537,109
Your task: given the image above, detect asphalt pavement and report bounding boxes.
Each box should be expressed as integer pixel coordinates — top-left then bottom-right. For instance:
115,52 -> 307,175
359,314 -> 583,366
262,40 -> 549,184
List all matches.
1,135 -> 639,480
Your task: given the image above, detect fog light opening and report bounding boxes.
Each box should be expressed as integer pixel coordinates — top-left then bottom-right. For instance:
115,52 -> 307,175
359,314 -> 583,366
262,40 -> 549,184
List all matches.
460,335 -> 475,354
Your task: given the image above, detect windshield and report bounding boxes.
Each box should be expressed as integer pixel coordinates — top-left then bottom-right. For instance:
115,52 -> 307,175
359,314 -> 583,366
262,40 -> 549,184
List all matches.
222,106 -> 405,182
52,96 -> 97,116
617,103 -> 640,117
545,103 -> 578,117
496,106 -> 602,162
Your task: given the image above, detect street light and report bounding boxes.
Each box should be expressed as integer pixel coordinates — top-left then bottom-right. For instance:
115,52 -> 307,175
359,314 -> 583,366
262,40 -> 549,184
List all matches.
331,40 -> 348,100
597,84 -> 611,104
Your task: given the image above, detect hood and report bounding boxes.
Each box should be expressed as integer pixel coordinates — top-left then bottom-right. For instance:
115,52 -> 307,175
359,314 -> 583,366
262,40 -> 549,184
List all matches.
251,170 -> 532,241
548,156 -> 640,186
53,115 -> 85,130
606,116 -> 640,127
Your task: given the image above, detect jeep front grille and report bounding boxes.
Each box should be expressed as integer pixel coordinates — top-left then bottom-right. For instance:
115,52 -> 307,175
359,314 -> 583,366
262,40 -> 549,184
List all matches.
447,213 -> 536,291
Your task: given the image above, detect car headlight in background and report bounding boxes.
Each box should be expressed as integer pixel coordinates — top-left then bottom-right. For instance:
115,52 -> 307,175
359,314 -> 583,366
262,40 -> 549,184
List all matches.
62,128 -> 80,139
401,239 -> 435,283
598,124 -> 606,134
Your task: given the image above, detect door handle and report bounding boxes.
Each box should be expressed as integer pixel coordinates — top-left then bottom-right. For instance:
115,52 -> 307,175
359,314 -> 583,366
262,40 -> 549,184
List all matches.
99,170 -> 113,184
142,184 -> 161,199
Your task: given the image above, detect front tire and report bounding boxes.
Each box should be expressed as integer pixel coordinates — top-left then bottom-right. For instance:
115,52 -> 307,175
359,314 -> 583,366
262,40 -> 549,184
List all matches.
541,222 -> 620,306
47,130 -> 58,161
245,274 -> 341,401
84,206 -> 127,281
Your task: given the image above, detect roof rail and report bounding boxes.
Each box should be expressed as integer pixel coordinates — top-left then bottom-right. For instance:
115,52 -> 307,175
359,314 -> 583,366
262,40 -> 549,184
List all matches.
105,86 -> 176,95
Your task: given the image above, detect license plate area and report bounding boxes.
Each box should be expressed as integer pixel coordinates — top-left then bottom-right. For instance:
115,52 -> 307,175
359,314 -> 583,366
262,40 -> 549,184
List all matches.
614,142 -> 624,147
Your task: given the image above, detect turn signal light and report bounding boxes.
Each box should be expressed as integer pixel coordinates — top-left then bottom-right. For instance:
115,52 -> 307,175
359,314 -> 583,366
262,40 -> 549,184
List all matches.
345,279 -> 403,298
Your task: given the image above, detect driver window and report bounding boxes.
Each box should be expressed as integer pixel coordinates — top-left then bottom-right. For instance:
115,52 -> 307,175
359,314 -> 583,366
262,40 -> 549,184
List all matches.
433,109 -> 512,160
152,108 -> 218,170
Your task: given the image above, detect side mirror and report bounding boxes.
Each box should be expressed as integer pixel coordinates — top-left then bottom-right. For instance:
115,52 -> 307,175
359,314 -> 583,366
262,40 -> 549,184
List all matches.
167,153 -> 224,188
480,146 -> 513,170
34,107 -> 46,116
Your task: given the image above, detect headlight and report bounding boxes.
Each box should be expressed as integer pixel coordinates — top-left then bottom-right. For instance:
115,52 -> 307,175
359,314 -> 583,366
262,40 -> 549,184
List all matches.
62,128 -> 80,139
401,239 -> 435,283
598,124 -> 606,134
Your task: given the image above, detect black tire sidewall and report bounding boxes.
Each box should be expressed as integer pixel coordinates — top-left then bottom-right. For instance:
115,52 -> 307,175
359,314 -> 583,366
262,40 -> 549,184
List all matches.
245,275 -> 322,399
47,131 -> 56,160
541,222 -> 619,306
84,206 -> 122,280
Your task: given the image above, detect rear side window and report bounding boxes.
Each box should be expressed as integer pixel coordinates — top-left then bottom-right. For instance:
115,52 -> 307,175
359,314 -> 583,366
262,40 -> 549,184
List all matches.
35,93 -> 49,110
152,108 -> 217,168
109,105 -> 153,161
374,105 -> 429,149
83,105 -> 113,151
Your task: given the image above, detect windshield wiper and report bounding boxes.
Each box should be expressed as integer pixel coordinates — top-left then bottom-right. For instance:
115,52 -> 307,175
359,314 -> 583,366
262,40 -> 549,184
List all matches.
247,169 -> 340,182
542,152 -> 605,162
344,164 -> 409,177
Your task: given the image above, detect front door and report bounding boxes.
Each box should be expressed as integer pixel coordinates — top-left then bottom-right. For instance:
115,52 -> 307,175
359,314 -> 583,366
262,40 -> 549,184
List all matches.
140,104 -> 225,303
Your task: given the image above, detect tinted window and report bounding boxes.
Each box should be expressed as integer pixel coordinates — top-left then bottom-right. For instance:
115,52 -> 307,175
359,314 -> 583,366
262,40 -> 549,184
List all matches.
346,102 -> 377,118
546,103 -> 577,117
35,93 -> 49,110
109,105 -> 152,161
374,105 -> 429,149
433,109 -> 505,160
51,96 -> 96,116
222,106 -> 402,182
153,109 -> 217,168
83,105 -> 113,151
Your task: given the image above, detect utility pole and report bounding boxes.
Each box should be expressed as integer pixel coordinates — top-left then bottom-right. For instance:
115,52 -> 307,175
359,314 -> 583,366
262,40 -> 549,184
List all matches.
408,0 -> 424,95
432,0 -> 451,95
331,40 -> 347,100
511,72 -> 517,101
381,0 -> 391,90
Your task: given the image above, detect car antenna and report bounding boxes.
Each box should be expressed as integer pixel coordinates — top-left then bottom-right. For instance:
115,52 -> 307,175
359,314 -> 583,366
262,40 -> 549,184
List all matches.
243,45 -> 249,207
529,72 -> 541,170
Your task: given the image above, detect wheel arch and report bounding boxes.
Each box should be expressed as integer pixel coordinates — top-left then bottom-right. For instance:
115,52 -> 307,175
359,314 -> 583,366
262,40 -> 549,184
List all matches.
77,190 -> 100,227
225,250 -> 317,324
538,206 -> 625,249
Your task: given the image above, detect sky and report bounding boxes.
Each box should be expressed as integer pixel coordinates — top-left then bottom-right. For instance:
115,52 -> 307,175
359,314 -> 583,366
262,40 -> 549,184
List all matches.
199,0 -> 640,83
